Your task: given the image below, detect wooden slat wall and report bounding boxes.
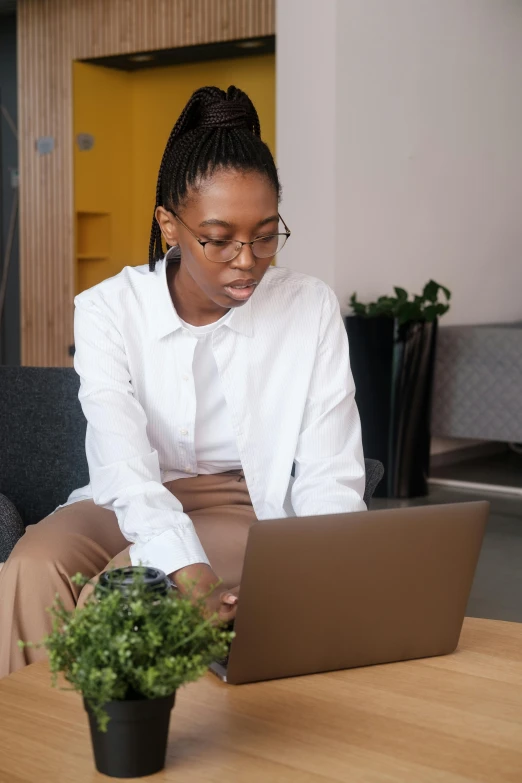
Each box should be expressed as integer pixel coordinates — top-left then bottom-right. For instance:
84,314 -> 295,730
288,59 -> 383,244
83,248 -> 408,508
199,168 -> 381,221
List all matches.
17,0 -> 275,366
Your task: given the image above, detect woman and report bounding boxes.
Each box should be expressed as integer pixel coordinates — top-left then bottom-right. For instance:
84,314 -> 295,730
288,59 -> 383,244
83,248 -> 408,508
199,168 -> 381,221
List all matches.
0,86 -> 365,677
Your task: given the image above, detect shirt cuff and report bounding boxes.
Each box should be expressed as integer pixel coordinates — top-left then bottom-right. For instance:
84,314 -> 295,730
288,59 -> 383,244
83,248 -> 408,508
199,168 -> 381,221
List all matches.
129,527 -> 210,576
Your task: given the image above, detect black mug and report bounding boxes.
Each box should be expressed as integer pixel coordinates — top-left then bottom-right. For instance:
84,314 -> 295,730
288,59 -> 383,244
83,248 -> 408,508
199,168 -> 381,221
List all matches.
96,565 -> 172,598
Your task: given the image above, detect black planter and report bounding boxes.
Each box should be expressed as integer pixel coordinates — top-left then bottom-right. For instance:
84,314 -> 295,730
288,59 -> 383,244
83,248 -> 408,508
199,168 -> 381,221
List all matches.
345,315 -> 438,498
84,692 -> 176,778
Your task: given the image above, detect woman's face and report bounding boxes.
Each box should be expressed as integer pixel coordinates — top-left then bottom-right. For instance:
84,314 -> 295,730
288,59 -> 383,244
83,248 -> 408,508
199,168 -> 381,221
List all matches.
156,168 -> 279,310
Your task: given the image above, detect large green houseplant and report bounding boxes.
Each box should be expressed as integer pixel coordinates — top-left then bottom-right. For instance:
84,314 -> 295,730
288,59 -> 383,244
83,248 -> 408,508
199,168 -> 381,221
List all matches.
346,281 -> 451,498
21,567 -> 233,779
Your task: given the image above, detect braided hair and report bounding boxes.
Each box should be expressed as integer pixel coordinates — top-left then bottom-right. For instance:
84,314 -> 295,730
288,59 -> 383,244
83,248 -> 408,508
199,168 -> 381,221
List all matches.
148,85 -> 281,271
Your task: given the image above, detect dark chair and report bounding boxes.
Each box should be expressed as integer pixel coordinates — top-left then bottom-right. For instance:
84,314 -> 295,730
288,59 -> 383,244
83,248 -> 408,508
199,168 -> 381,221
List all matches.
364,458 -> 384,507
0,366 -> 384,561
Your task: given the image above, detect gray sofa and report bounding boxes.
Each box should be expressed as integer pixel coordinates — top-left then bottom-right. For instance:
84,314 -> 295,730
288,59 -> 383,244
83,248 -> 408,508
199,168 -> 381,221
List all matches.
0,366 -> 384,562
432,322 -> 522,442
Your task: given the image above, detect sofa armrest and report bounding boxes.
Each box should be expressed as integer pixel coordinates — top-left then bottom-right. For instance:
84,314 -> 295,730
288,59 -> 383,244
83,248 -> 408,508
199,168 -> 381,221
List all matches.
0,494 -> 25,561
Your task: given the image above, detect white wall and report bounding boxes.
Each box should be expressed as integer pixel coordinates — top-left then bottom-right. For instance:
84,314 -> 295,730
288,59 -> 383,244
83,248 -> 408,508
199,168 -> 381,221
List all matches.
277,0 -> 522,325
276,0 -> 337,288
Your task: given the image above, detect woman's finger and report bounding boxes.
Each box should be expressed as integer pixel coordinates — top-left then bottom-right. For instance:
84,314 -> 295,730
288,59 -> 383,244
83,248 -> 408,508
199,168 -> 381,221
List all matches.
221,592 -> 238,606
220,584 -> 240,606
218,602 -> 238,622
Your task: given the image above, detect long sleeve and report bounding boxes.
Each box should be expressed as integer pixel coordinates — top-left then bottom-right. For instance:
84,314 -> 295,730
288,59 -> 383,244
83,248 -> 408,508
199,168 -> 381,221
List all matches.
291,287 -> 367,515
73,297 -> 210,575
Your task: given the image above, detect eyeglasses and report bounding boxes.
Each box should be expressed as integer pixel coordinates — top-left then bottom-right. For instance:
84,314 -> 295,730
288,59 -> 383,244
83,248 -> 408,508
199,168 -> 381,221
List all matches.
170,210 -> 291,264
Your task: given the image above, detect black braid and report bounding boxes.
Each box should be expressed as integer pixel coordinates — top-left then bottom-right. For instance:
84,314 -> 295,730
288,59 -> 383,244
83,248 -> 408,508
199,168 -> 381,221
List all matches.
148,85 -> 281,271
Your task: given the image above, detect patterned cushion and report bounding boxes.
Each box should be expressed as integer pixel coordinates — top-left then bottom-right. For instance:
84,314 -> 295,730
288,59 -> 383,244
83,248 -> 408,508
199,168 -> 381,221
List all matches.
432,324 -> 522,442
0,493 -> 25,561
0,367 -> 90,527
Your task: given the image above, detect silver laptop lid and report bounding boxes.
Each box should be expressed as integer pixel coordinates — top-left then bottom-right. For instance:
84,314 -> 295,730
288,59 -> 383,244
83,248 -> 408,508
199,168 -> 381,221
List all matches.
224,501 -> 489,684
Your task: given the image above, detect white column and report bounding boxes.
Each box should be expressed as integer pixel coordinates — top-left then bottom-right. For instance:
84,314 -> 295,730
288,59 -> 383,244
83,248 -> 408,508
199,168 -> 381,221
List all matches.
276,0 -> 337,288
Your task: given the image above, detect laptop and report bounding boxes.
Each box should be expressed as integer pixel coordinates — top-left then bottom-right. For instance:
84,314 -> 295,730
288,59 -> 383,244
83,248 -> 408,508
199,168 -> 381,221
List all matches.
210,500 -> 489,684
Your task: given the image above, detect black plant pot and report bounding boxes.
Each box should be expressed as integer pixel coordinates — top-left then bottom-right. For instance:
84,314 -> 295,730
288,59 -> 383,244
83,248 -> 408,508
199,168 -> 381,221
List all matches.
345,315 -> 438,498
84,692 -> 175,778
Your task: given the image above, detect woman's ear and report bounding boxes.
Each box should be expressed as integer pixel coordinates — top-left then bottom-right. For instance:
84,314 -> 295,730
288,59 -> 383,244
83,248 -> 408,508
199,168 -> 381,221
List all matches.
155,207 -> 179,247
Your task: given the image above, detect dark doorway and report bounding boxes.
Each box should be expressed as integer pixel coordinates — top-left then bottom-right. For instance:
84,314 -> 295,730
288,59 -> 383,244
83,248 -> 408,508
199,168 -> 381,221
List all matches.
0,10 -> 20,366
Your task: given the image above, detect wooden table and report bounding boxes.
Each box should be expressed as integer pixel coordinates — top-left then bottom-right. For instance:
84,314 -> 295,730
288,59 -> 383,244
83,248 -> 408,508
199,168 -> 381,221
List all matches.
0,618 -> 521,782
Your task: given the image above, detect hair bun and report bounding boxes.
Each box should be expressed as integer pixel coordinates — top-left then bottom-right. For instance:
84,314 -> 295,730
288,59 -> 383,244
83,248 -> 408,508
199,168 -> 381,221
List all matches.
196,85 -> 261,136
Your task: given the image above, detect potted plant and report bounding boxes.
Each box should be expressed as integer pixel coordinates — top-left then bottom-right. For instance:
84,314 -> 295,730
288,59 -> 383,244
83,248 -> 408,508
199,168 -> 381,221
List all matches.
20,566 -> 233,779
346,281 -> 451,498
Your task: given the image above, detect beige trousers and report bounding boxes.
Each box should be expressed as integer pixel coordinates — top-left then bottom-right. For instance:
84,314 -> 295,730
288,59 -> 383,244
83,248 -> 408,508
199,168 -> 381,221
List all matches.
0,471 -> 255,678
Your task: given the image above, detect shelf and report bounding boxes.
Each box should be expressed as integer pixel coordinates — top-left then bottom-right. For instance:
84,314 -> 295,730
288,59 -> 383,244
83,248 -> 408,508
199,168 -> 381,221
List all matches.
76,211 -> 111,260
77,211 -> 110,217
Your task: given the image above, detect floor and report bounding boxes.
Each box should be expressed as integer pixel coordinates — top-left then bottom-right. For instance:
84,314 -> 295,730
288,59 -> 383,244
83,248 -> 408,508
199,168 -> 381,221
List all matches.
371,484 -> 522,623
431,448 -> 522,489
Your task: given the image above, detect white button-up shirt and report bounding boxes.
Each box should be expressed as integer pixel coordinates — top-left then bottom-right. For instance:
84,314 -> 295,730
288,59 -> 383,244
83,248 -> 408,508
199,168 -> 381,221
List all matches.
177,310 -> 242,474
61,256 -> 366,576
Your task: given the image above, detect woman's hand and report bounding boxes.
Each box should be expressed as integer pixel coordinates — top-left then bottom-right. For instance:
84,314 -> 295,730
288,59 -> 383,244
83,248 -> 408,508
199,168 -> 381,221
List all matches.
170,564 -> 239,623
218,585 -> 239,623
204,584 -> 238,624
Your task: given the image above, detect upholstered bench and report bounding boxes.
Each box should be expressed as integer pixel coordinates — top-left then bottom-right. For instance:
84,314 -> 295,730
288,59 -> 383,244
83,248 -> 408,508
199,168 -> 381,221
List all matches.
0,494 -> 24,563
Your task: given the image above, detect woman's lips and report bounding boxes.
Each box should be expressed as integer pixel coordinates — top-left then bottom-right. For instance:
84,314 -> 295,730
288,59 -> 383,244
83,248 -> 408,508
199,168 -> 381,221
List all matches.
224,283 -> 257,301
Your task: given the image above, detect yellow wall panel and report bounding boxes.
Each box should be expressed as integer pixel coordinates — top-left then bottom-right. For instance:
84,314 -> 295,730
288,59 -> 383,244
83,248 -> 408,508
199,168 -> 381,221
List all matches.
73,62 -> 133,293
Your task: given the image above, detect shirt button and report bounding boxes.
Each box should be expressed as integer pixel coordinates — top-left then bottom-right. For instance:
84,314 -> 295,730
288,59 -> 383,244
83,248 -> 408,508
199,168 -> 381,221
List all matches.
182,375 -> 189,381
179,428 -> 188,436
184,466 -> 192,473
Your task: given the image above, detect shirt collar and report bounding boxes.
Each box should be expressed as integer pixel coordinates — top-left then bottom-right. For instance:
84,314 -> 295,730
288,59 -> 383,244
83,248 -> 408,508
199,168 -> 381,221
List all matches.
152,250 -> 254,340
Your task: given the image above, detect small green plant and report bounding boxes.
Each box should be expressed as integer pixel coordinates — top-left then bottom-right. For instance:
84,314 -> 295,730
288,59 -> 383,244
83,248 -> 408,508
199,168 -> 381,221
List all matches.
20,571 -> 233,732
349,280 -> 451,325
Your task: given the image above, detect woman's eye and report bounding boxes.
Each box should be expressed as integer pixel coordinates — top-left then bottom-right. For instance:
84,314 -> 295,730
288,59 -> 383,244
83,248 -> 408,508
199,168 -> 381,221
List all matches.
208,240 -> 231,247
258,235 -> 276,243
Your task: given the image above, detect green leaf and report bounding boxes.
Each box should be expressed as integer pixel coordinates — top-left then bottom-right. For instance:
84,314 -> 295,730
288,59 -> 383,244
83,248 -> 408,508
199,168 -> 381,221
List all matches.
422,280 -> 439,303
349,292 -> 367,316
397,301 -> 421,325
423,304 -> 440,322
394,287 -> 408,301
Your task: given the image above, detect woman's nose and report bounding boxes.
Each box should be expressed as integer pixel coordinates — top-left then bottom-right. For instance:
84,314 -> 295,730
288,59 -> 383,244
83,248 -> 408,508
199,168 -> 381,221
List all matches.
231,243 -> 256,269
